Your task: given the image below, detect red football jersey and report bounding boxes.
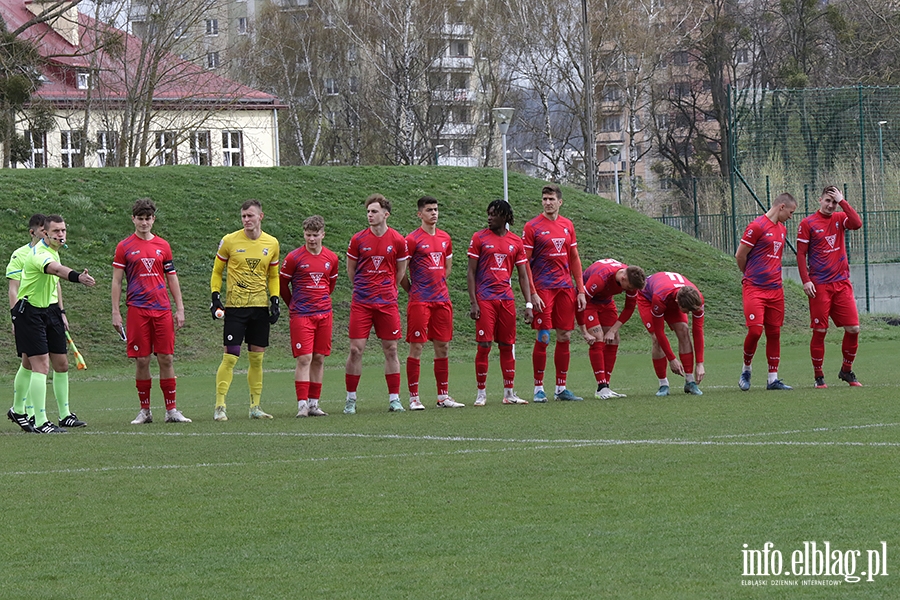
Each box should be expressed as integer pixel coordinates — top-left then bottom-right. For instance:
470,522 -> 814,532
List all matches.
523,213 -> 577,291
280,245 -> 339,316
468,229 -> 527,301
112,234 -> 176,311
739,215 -> 787,289
405,227 -> 452,303
347,227 -> 409,305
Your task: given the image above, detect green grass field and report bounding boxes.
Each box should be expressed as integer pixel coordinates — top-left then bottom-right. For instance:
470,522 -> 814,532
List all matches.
2,338 -> 899,599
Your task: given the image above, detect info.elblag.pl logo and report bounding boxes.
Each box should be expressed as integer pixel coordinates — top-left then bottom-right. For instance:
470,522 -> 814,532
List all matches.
742,541 -> 888,585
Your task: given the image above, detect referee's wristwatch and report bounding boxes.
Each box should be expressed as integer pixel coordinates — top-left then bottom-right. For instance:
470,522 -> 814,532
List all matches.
525,302 -> 533,310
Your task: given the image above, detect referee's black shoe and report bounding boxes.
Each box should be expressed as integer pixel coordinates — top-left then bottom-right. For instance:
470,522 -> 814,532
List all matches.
7,408 -> 37,433
34,421 -> 68,433
59,413 -> 87,428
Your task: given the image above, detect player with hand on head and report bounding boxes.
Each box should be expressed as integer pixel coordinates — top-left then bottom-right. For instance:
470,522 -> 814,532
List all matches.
523,184 -> 586,403
112,198 -> 190,425
280,215 -> 339,417
637,272 -> 705,396
736,192 -> 797,391
343,194 -> 410,414
211,199 -> 281,421
796,186 -> 864,388
578,258 -> 646,399
400,196 -> 463,409
12,215 -> 95,433
467,199 -> 534,406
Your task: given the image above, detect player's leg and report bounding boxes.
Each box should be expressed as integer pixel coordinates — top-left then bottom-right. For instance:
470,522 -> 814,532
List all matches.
548,289 -> 579,401
152,310 -> 186,422
344,303 -> 373,414
308,313 -> 332,415
132,354 -> 154,424
246,308 -> 273,418
295,352 -> 312,417
672,321 -> 701,395
430,302 -> 456,406
372,305 -> 403,412
406,302 -> 427,407
47,304 -> 83,427
406,342 -> 425,409
23,310 -> 63,432
740,285 -> 763,390
498,300 -> 526,404
10,356 -> 33,424
215,309 -> 247,421
474,300 -> 496,405
832,281 -> 862,386
764,291 -> 791,390
809,283 -> 831,387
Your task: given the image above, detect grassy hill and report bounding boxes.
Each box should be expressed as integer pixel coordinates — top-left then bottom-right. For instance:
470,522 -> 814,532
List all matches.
0,165 -> 843,374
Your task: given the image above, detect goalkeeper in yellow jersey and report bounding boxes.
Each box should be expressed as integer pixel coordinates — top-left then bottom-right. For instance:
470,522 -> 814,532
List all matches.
210,200 -> 281,421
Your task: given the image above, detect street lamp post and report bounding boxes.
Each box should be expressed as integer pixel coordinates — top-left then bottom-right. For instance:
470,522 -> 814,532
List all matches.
434,144 -> 445,166
608,143 -> 621,204
581,0 -> 597,194
493,107 -> 514,205
878,120 -> 887,204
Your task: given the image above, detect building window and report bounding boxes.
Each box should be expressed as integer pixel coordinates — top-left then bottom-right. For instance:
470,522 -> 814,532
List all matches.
455,139 -> 470,156
347,45 -> 358,62
325,78 -> 338,95
190,131 -> 211,165
348,76 -> 359,94
453,40 -> 468,56
205,19 -> 219,35
673,51 -> 689,66
601,86 -> 621,102
452,106 -> 470,123
174,23 -> 185,38
223,131 -> 243,166
736,47 -> 749,64
600,115 -> 621,132
449,72 -> 468,90
24,131 -> 46,168
207,52 -> 220,70
60,130 -> 84,168
155,131 -> 177,165
97,131 -> 117,167
674,81 -> 691,97
238,17 -> 248,34
76,71 -> 91,90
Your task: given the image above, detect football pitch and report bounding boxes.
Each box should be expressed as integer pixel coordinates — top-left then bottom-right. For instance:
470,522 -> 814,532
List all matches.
2,340 -> 898,599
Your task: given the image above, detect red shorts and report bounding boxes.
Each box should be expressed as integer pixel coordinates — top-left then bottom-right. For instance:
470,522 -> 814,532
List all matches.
348,302 -> 402,340
581,301 -> 618,331
532,287 -> 576,331
126,306 -> 175,358
406,301 -> 453,343
290,312 -> 333,357
742,285 -> 784,328
475,299 -> 517,345
809,280 -> 858,328
637,295 -> 686,333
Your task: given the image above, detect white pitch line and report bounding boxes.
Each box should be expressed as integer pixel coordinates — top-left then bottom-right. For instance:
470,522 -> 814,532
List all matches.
4,436 -> 900,477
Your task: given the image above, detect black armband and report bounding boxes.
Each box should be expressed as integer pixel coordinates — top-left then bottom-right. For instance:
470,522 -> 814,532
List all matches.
68,270 -> 81,283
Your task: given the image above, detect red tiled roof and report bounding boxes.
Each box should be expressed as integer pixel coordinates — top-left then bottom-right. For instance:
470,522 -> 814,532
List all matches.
1,0 -> 284,109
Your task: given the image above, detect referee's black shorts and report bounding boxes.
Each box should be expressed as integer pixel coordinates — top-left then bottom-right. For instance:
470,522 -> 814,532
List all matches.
222,307 -> 270,348
12,300 -> 66,356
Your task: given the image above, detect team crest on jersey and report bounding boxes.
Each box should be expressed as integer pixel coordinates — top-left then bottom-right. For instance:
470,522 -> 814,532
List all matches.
494,254 -> 507,267
141,258 -> 156,273
325,262 -> 331,270
310,272 -> 324,286
386,245 -> 393,254
508,245 -> 514,252
247,258 -> 261,271
263,248 -> 269,256
156,249 -> 163,256
372,256 -> 384,270
442,241 -> 448,249
772,242 -> 782,255
552,238 -> 566,252
826,234 -> 837,248
429,252 -> 442,266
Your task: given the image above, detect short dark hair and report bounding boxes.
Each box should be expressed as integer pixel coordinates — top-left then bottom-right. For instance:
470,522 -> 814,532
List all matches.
46,214 -> 64,225
303,215 -> 325,232
365,193 -> 392,213
417,196 -> 438,210
542,184 -> 561,199
28,213 -> 46,231
676,286 -> 702,312
625,265 -> 647,290
487,198 -> 514,226
241,199 -> 262,212
132,198 -> 157,217
775,192 -> 797,207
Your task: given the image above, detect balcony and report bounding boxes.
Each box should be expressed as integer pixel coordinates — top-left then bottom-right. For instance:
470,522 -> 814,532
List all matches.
431,89 -> 475,103
433,55 -> 475,72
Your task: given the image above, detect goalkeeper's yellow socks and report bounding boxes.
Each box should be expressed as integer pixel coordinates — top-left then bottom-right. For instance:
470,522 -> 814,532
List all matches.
216,353 -> 239,407
248,351 -> 264,407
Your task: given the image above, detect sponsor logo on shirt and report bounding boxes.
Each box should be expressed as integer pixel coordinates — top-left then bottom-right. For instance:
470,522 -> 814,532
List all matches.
141,258 -> 156,274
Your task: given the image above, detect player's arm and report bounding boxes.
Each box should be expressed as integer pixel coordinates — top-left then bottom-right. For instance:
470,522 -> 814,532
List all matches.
279,272 -> 292,306
444,254 -> 453,280
8,278 -> 19,310
346,256 -> 357,291
735,242 -> 751,273
839,197 -> 863,230
692,309 -> 705,382
111,267 -> 125,331
210,251 -> 227,317
399,264 -> 411,293
45,261 -> 95,287
467,255 -> 479,320
568,245 -> 587,310
328,255 -> 339,294
395,257 -> 408,290
166,272 -> 186,329
796,240 -> 815,298
515,261 -> 534,324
